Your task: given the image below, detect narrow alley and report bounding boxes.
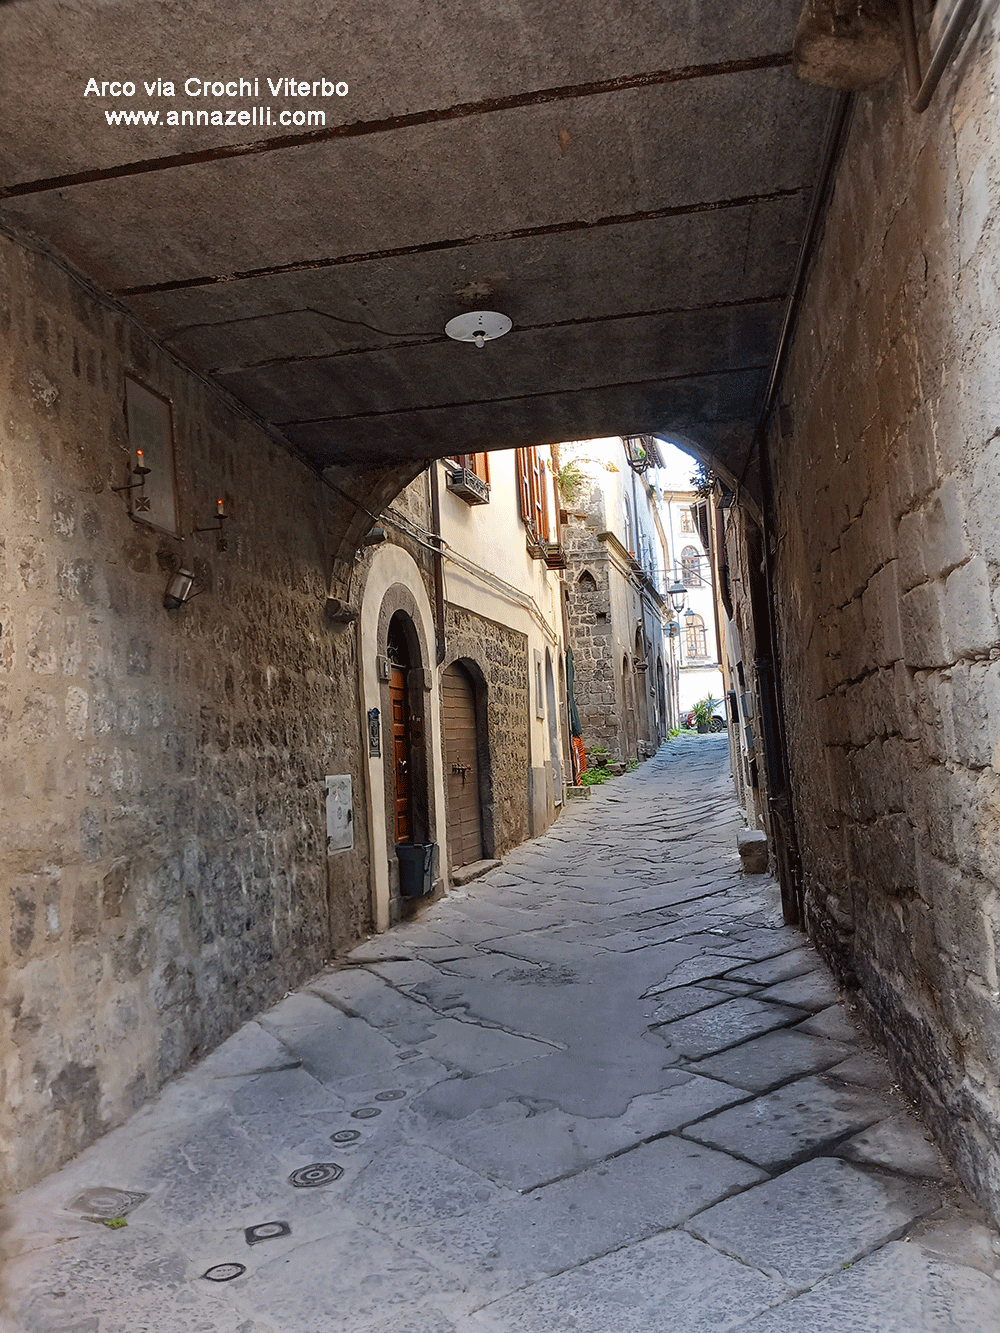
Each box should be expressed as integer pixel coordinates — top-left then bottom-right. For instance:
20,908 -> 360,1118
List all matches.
7,736 -> 998,1332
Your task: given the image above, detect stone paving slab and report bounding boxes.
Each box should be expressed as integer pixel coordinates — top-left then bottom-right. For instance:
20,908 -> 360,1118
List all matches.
730,1240 -> 1000,1332
756,969 -> 841,1011
724,946 -> 820,986
396,1137 -> 766,1302
655,996 -> 806,1059
410,1073 -> 748,1191
687,1156 -> 941,1290
795,1003 -> 863,1043
835,1114 -> 953,1180
471,1229 -> 791,1332
683,1073 -> 888,1169
690,1027 -> 850,1093
646,983 -> 733,1023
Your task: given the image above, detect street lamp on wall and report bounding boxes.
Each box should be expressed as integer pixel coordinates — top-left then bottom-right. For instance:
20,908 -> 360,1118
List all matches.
668,579 -> 687,612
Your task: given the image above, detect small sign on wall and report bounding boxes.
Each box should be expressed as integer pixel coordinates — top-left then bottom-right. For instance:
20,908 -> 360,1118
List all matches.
325,775 -> 354,852
125,375 -> 179,536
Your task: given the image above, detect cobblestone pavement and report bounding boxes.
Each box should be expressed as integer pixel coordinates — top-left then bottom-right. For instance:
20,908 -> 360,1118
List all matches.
7,736 -> 1000,1331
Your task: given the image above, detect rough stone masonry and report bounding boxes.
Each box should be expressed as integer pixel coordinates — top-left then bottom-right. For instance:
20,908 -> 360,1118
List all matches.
0,233 -> 371,1192
771,6 -> 1000,1223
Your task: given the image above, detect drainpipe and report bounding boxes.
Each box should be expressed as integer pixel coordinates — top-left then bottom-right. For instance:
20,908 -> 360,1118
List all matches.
899,0 -> 981,113
428,463 -> 447,665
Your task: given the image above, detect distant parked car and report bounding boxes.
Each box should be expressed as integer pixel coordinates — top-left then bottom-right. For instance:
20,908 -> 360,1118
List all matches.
684,698 -> 727,732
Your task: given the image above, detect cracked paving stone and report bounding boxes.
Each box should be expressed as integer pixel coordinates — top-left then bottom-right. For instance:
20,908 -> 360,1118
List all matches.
655,997 -> 806,1059
729,1239 -> 1000,1332
682,1074 -> 888,1170
690,1027 -> 850,1093
687,1156 -> 941,1290
397,1136 -> 765,1299
471,1228 -> 791,1333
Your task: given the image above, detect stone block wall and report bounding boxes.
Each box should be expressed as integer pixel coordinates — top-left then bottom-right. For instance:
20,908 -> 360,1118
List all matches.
772,11 -> 1000,1220
562,507 -> 622,757
0,233 -> 370,1191
444,604 -> 530,856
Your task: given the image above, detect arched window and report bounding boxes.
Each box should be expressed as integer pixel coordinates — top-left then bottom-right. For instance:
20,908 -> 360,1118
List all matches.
681,545 -> 702,587
685,613 -> 708,659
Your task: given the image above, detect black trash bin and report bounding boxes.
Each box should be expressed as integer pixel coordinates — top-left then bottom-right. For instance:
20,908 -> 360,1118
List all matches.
396,842 -> 437,898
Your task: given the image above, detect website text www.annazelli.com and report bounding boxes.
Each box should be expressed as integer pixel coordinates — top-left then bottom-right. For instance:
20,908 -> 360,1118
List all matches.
103,106 -> 328,128
85,76 -> 349,130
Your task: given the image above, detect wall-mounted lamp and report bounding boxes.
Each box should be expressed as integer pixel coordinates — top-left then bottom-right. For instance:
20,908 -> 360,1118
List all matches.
195,497 -> 229,551
164,567 -> 195,610
362,526 -> 387,546
112,449 -> 151,512
667,580 -> 687,612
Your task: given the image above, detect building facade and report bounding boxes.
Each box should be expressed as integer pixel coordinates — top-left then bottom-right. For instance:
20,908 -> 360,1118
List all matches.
560,437 -> 673,763
658,485 -> 725,718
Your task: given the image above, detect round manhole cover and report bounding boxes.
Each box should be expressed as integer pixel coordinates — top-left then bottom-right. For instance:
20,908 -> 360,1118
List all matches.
289,1163 -> 344,1188
203,1263 -> 246,1282
374,1089 -> 406,1102
351,1106 -> 381,1119
330,1129 -> 362,1143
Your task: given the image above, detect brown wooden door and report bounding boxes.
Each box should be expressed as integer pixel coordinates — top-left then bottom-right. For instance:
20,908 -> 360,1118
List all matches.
442,663 -> 483,869
390,665 -> 411,842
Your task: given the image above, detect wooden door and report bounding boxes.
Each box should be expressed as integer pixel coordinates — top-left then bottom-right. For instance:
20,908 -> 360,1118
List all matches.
442,664 -> 483,869
390,665 -> 411,842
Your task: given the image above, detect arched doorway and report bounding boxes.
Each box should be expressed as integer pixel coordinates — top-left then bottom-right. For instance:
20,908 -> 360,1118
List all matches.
387,615 -> 413,844
544,648 -> 563,804
657,656 -> 667,739
442,661 -> 484,870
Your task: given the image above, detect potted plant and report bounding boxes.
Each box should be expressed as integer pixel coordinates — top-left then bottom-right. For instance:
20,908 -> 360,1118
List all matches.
691,699 -> 713,733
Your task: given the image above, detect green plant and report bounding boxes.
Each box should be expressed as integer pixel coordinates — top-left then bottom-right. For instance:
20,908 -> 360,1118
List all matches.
689,459 -> 717,500
555,460 -> 585,505
579,767 -> 612,786
691,698 -> 714,728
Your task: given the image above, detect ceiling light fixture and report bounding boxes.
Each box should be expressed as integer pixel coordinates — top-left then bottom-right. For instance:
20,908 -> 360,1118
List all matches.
444,311 -> 512,349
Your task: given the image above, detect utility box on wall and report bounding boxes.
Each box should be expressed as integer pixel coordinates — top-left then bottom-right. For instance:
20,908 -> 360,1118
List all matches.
325,775 -> 354,852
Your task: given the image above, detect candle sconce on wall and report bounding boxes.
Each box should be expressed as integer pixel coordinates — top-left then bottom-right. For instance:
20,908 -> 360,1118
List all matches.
195,498 -> 229,551
112,449 -> 151,511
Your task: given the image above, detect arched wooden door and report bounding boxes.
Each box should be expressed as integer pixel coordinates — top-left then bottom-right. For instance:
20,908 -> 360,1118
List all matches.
390,663 -> 412,842
442,662 -> 483,870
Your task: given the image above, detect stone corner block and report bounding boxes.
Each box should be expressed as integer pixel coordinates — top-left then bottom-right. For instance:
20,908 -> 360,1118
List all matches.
737,829 -> 769,874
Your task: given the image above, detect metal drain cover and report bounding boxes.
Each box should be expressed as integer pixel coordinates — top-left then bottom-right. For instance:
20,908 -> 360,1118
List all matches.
351,1106 -> 381,1119
203,1263 -> 246,1282
330,1129 -> 362,1143
289,1162 -> 344,1188
67,1187 -> 148,1219
245,1221 -> 291,1245
374,1089 -> 406,1102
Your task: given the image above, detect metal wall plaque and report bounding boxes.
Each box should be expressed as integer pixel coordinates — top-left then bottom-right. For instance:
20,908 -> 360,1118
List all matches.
325,775 -> 354,852
367,707 -> 381,756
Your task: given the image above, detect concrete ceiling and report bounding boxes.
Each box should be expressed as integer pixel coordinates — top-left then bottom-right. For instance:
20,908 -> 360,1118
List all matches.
0,1 -> 832,481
